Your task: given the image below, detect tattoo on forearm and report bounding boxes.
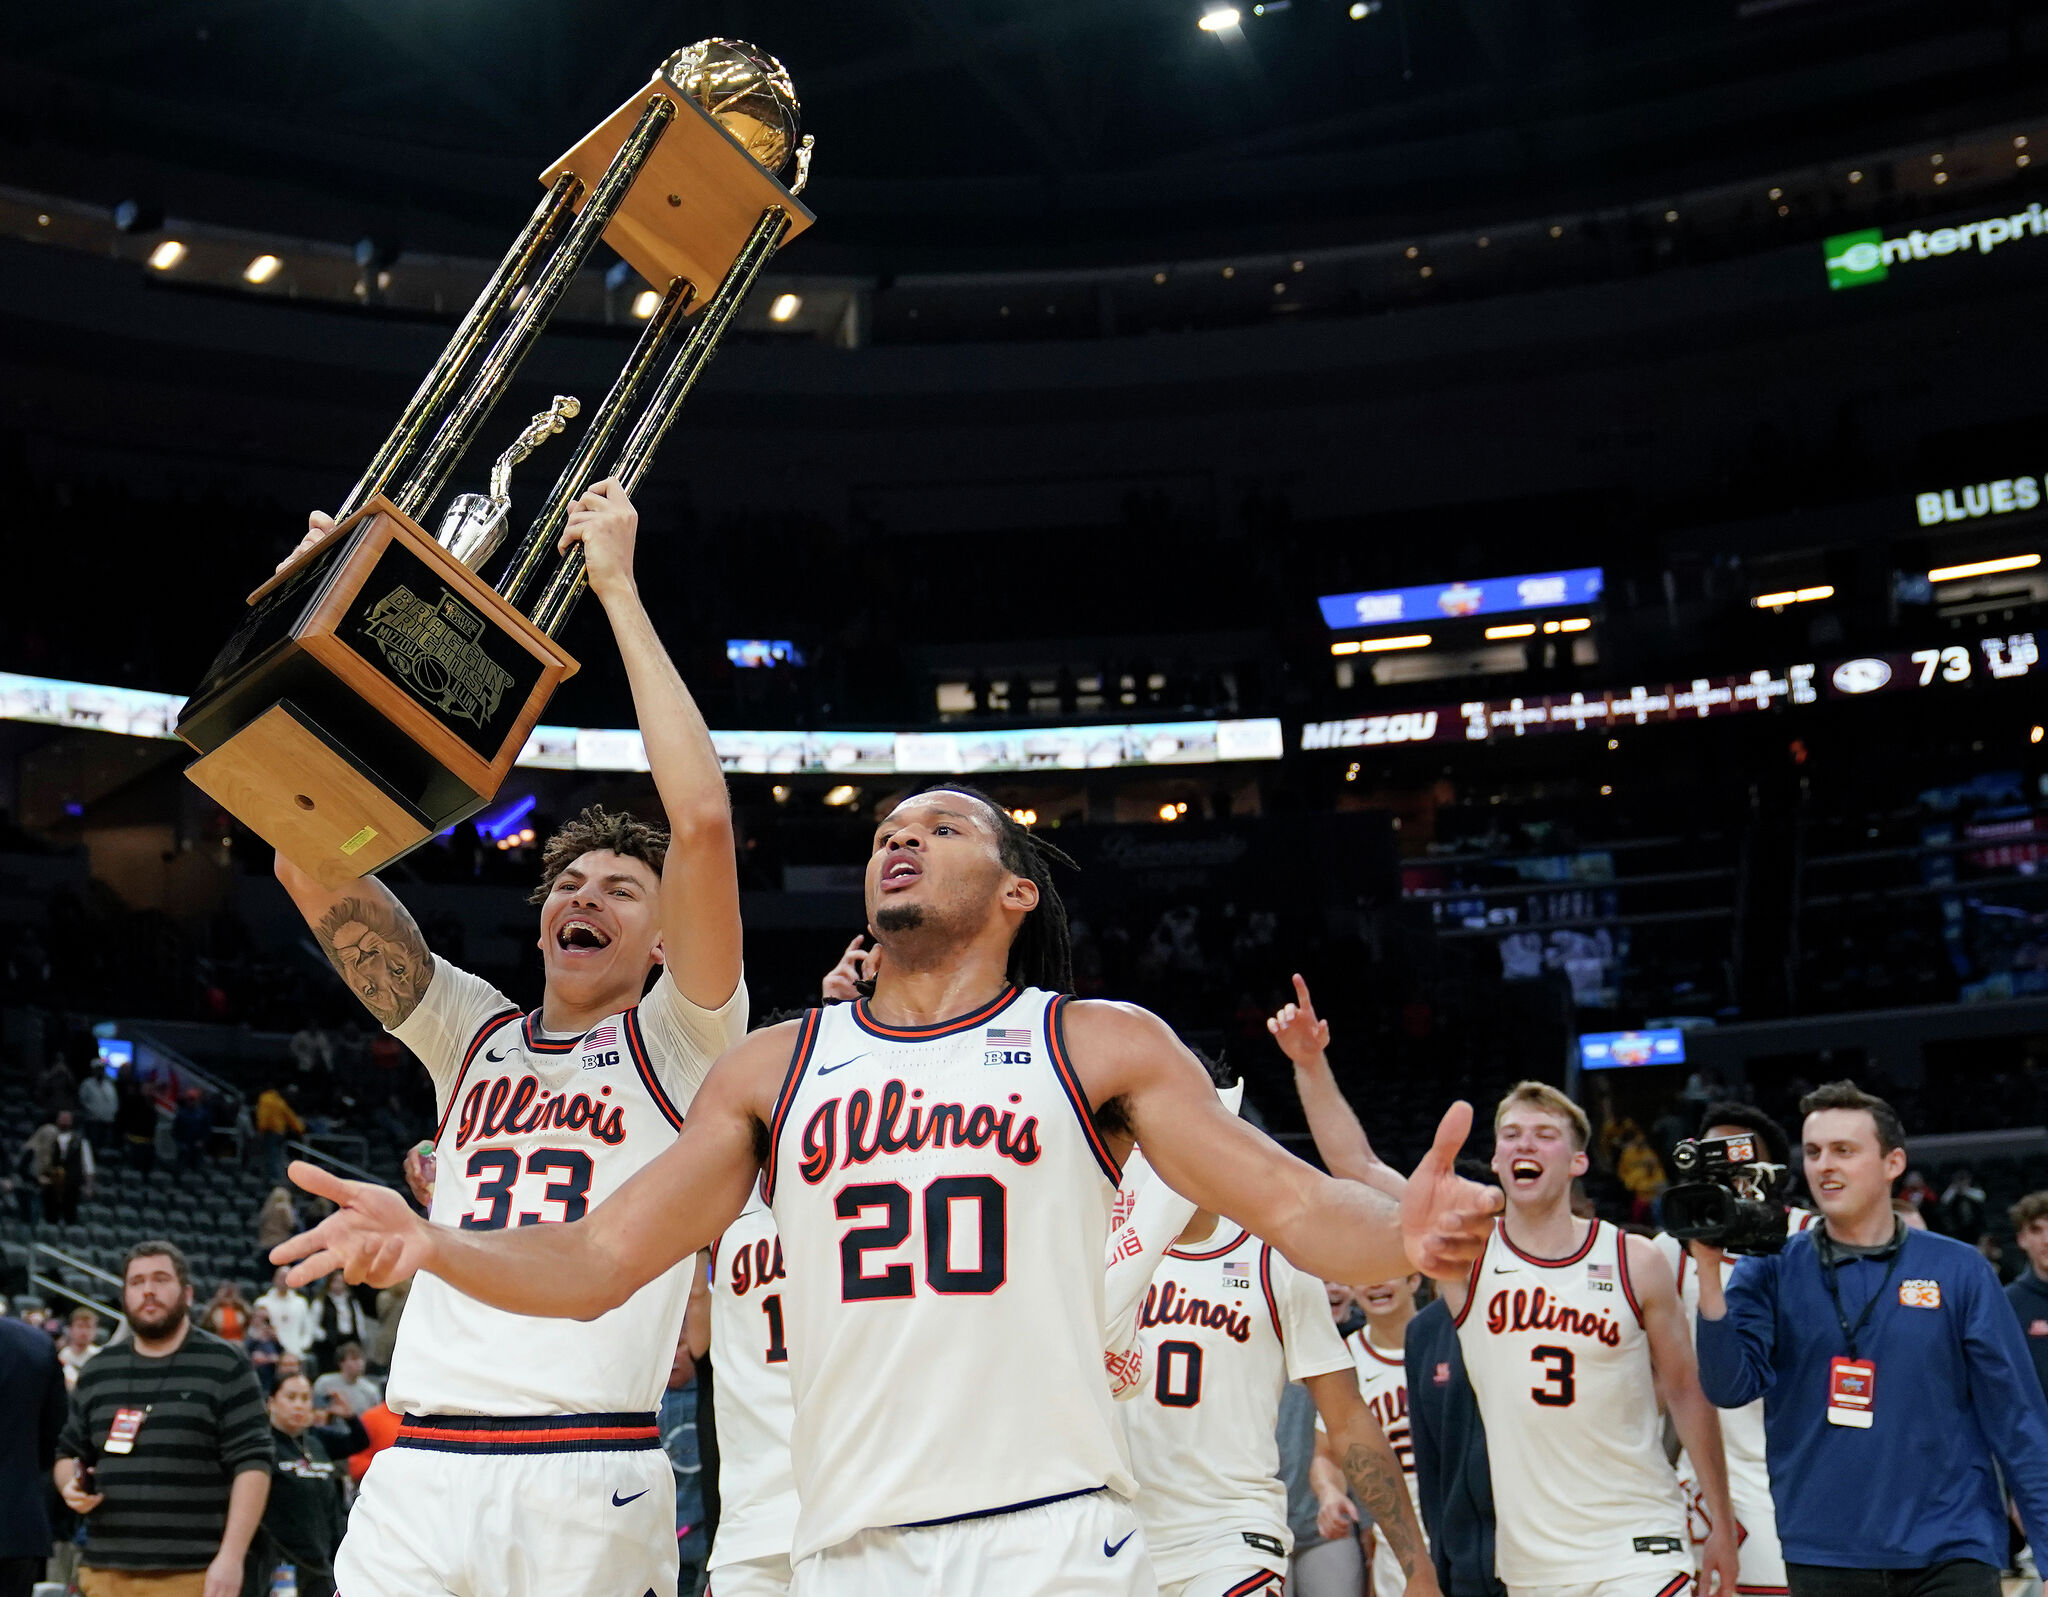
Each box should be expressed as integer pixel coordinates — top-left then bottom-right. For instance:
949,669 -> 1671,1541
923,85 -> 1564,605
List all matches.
314,896 -> 434,1028
1342,1439 -> 1427,1576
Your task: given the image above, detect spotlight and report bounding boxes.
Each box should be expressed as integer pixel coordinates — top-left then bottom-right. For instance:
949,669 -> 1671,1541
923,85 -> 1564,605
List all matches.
1600,785 -> 1613,796
823,785 -> 859,807
1345,635 -> 1433,653
632,290 -> 661,319
1928,553 -> 2040,582
1010,808 -> 1038,825
1751,586 -> 1834,608
1848,169 -> 1864,183
1198,7 -> 1241,28
1549,224 -> 1564,238
769,292 -> 802,322
1557,618 -> 1592,633
771,784 -> 791,803
243,254 -> 282,285
2032,726 -> 2044,744
147,240 -> 187,271
1158,803 -> 1179,821
1484,623 -> 1537,640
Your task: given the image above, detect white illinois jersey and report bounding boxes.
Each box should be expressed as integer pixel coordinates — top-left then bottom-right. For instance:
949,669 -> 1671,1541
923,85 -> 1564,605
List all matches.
1122,1222 -> 1353,1582
1656,1212 -> 1816,1595
1336,1330 -> 1423,1596
1455,1219 -> 1689,1588
763,985 -> 1132,1562
387,959 -> 748,1416
708,1185 -> 799,1573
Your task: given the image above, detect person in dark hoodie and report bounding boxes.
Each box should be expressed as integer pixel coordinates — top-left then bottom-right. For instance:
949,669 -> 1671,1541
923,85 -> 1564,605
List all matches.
247,1372 -> 367,1597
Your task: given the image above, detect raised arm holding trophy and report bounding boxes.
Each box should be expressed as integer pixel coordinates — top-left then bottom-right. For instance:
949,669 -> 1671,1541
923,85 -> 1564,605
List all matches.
174,41 -> 814,885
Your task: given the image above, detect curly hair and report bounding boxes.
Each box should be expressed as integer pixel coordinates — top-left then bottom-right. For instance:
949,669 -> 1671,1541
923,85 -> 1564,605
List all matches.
528,805 -> 669,904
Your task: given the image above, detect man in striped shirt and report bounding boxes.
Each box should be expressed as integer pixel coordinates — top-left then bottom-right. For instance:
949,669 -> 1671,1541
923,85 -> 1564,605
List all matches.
55,1241 -> 272,1597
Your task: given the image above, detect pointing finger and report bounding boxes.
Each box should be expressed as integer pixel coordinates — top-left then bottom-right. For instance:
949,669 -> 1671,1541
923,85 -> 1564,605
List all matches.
288,1160 -> 353,1205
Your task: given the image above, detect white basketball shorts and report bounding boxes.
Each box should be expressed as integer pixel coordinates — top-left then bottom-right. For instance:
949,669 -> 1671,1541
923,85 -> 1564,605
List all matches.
707,1552 -> 793,1597
334,1412 -> 677,1597
790,1488 -> 1155,1597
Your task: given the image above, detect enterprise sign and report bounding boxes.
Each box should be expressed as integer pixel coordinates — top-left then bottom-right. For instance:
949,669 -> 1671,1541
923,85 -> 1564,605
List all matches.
1319,567 -> 1603,631
1297,629 -> 2039,749
1825,204 -> 2048,289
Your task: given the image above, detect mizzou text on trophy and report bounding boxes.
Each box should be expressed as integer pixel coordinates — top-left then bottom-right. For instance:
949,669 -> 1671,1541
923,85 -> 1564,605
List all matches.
175,41 -> 815,887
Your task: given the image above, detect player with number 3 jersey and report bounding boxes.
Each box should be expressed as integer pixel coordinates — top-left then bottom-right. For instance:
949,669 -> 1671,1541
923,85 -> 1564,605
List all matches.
269,482 -> 749,1597
1444,1083 -> 1736,1597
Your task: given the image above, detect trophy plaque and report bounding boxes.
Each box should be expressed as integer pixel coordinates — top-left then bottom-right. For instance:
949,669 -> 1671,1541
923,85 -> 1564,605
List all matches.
176,41 -> 815,887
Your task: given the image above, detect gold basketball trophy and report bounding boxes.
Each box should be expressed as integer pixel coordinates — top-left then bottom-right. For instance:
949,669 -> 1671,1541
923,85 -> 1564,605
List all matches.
175,42 -> 814,886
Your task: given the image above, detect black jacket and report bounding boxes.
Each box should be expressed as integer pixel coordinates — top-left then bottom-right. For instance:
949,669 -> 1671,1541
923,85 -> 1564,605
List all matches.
255,1417 -> 368,1581
1405,1298 -> 1506,1597
0,1316 -> 67,1558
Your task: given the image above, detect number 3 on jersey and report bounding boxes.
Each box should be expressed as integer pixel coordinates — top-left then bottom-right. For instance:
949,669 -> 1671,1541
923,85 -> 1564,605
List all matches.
836,1176 -> 1007,1299
459,1148 -> 594,1230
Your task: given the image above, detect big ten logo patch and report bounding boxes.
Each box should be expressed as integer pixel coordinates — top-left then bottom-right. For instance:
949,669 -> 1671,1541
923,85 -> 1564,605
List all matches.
984,1026 -> 1032,1066
582,1049 -> 620,1071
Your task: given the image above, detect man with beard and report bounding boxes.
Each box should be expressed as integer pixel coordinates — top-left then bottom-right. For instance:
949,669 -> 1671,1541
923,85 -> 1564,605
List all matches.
54,1242 -> 272,1597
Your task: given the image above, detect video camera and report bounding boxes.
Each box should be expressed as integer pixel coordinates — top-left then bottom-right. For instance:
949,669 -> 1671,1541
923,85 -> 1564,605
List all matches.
1662,1132 -> 1792,1255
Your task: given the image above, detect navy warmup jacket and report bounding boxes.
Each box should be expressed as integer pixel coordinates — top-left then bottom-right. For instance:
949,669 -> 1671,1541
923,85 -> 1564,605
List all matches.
1405,1297 -> 1505,1597
1698,1224 -> 2048,1570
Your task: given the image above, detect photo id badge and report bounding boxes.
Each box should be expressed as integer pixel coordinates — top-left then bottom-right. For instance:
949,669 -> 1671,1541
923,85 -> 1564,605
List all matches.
1827,1356 -> 1876,1427
103,1405 -> 149,1454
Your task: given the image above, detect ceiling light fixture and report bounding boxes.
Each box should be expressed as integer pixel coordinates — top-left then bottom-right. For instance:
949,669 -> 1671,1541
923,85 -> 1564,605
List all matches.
1927,553 -> 2041,582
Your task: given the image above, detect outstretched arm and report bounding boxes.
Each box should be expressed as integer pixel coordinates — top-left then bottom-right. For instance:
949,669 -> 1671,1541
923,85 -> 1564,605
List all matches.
566,481 -> 741,1011
274,854 -> 435,1031
1269,973 -> 1405,1198
1633,1236 -> 1737,1596
1307,1370 -> 1439,1594
272,1023 -> 793,1314
1070,1002 -> 1499,1284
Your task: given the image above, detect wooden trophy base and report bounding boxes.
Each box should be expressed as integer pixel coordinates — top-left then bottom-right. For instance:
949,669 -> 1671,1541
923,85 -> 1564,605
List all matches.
177,498 -> 578,887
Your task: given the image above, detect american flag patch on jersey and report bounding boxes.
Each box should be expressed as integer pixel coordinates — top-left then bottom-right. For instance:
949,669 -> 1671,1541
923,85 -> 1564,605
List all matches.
1586,1262 -> 1615,1281
584,1023 -> 618,1049
986,1027 -> 1031,1045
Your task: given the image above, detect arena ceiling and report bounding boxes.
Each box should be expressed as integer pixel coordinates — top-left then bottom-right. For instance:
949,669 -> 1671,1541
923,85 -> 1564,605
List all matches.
3,0 -> 2042,269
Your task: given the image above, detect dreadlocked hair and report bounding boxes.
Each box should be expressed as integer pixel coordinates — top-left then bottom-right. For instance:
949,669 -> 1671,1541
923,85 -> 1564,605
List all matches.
528,805 -> 669,904
859,784 -> 1078,997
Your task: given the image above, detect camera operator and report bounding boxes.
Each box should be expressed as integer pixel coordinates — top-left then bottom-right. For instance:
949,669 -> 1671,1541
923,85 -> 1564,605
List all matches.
1655,1100 -> 1817,1597
1693,1081 -> 2048,1597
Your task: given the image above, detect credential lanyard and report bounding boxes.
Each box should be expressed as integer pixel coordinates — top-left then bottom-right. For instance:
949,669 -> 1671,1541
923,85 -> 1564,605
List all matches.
1816,1230 -> 1904,1361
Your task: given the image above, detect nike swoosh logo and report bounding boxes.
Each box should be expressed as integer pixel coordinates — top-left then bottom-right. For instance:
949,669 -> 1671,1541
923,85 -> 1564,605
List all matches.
816,1054 -> 866,1075
1104,1532 -> 1135,1558
484,1048 -> 508,1062
611,1489 -> 649,1507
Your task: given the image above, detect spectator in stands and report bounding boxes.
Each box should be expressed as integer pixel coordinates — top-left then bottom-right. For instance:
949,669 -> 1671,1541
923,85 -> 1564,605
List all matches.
0,1305 -> 67,1597
200,1283 -> 249,1342
254,1188 -> 297,1277
77,1065 -> 118,1151
1615,1126 -> 1668,1224
307,1274 -> 373,1378
254,1268 -> 314,1363
251,1086 -> 303,1185
1896,1167 -> 1937,1225
1938,1167 -> 1988,1241
59,1307 -> 102,1390
55,1240 -> 272,1597
28,1109 -> 93,1225
311,1341 -> 380,1417
248,1371 -> 367,1597
6,1140 -> 36,1225
369,1280 -> 407,1369
1696,1081 -> 2048,1594
40,1052 -> 76,1119
114,1072 -> 158,1175
241,1307 -> 281,1395
172,1091 -> 211,1173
